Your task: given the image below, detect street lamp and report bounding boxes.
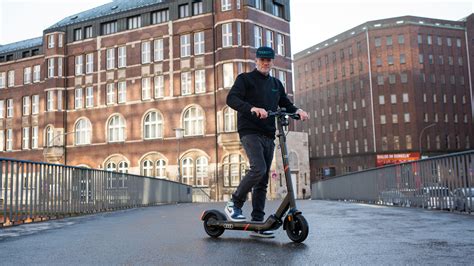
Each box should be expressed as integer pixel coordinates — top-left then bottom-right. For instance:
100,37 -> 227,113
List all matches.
419,123 -> 436,158
174,128 -> 184,183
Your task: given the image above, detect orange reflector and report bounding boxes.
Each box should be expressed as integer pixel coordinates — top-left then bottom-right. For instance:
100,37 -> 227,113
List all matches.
288,215 -> 292,222
244,224 -> 250,231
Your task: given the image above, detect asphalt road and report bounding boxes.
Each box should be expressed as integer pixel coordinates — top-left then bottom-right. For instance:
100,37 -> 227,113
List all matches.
1,200 -> 473,265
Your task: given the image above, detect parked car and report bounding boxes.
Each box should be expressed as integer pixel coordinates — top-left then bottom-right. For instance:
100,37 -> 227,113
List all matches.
379,190 -> 408,206
453,188 -> 474,212
414,187 -> 453,210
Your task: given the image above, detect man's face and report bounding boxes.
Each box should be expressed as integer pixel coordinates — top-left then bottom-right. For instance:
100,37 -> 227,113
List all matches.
256,58 -> 273,75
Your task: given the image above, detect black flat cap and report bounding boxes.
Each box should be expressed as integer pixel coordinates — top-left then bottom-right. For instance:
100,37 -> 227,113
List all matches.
256,46 -> 275,59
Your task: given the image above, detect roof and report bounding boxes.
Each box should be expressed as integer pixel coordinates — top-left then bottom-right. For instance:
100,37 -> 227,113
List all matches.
0,37 -> 43,54
47,0 -> 166,30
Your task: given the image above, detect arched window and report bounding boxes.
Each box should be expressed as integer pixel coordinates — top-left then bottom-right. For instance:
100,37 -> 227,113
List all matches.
142,160 -> 153,176
106,162 -> 117,188
156,159 -> 166,179
118,161 -> 128,173
75,118 -> 92,145
45,126 -> 54,147
144,111 -> 163,139
108,115 -> 125,142
196,156 -> 208,187
223,154 -> 246,187
224,107 -> 237,132
183,106 -> 204,136
182,157 -> 194,185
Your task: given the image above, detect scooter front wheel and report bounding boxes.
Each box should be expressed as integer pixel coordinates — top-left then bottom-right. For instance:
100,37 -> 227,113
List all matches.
286,214 -> 309,243
203,213 -> 225,238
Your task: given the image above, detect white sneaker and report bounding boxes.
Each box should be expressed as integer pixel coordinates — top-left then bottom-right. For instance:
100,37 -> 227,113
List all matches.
224,201 -> 246,221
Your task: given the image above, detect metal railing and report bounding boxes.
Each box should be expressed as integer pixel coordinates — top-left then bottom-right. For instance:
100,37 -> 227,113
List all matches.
0,158 -> 192,227
192,187 -> 212,202
312,150 -> 474,213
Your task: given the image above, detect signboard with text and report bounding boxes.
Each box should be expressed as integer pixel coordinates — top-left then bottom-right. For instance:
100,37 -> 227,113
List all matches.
376,152 -> 420,167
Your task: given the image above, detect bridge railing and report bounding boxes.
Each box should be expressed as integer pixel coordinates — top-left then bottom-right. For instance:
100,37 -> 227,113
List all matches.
312,150 -> 474,213
0,158 -> 192,227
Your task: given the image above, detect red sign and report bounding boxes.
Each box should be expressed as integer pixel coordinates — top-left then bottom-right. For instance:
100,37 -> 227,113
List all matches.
376,152 -> 420,167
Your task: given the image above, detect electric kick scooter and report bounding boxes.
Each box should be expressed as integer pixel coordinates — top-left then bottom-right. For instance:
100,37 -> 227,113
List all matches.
201,109 -> 309,243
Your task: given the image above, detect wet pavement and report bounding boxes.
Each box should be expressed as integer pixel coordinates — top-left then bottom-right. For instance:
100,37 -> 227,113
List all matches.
1,200 -> 474,265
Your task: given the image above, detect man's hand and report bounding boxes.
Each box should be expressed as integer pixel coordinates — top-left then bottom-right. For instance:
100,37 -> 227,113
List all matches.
250,107 -> 268,119
296,109 -> 309,121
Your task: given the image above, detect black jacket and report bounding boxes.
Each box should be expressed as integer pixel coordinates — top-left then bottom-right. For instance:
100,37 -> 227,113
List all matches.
226,69 -> 298,138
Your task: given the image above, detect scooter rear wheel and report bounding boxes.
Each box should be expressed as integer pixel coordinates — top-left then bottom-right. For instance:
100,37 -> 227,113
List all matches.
286,214 -> 309,243
203,213 -> 225,238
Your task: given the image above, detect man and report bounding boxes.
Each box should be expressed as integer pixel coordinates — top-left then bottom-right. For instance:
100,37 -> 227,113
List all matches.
225,46 -> 309,238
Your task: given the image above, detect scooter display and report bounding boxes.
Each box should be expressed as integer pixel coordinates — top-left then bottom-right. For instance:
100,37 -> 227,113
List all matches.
201,109 -> 309,243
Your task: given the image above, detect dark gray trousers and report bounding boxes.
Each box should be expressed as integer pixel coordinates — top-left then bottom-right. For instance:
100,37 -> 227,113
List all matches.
232,134 -> 275,221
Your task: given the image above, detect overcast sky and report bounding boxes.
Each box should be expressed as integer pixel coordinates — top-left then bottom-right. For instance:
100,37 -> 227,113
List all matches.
0,0 -> 473,55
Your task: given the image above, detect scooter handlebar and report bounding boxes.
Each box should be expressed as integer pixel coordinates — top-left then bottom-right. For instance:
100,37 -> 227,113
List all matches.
267,110 -> 301,120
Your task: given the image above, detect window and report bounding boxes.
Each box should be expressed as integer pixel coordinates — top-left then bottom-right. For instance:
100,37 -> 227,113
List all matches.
401,73 -> 408,83
400,54 -> 406,64
237,22 -> 242,46
48,35 -> 55,48
392,114 -> 398,124
86,87 -> 93,108
1,100 -> 6,118
277,34 -> 285,56
419,54 -> 424,64
107,83 -> 115,105
142,77 -> 151,100
386,36 -> 392,46
223,63 -> 234,88
427,35 -> 432,45
390,94 -> 397,104
221,0 -> 231,11
223,154 -> 246,187
142,160 -> 153,177
456,38 -> 462,47
118,81 -> 126,103
418,34 -> 422,44
154,76 -> 164,98
24,67 -> 31,84
144,111 -> 163,139
108,115 -> 125,142
193,1 -> 203,15
7,70 -> 15,87
182,158 -> 194,185
58,58 -> 63,77
376,57 -> 382,66
6,129 -> 13,151
181,72 -> 192,95
107,48 -> 115,70
156,160 -> 166,179
6,99 -> 13,118
196,156 -> 208,187
179,4 -> 189,18
33,65 -> 40,82
428,54 -> 434,64
141,41 -> 151,64
75,88 -> 83,109
32,95 -> 39,114
266,30 -> 274,48
86,54 -> 94,74
57,91 -> 63,111
194,32 -> 205,55
74,28 -> 82,41
279,71 -> 286,90
458,57 -> 463,66
195,70 -> 206,93
154,39 -> 164,61
404,113 -> 410,122
45,126 -> 54,147
447,37 -> 452,46
32,126 -> 38,149
254,26 -> 263,47
102,21 -> 117,35
75,118 -> 91,145
152,9 -> 169,24
117,46 -> 126,68
379,95 -> 385,105
398,34 -> 404,44
377,75 -> 384,85
448,56 -> 453,65
47,59 -> 54,78
224,107 -> 237,132
381,136 -> 388,151
0,72 -> 5,88
127,15 -> 141,30
437,36 -> 442,45
389,74 -> 396,84
374,37 -> 381,47
85,26 -> 93,38
402,93 -> 409,103
180,34 -> 191,57
222,23 -> 232,47
183,106 -> 204,136
22,96 -> 30,116
387,55 -> 394,65
255,0 -> 263,10
75,55 -> 83,75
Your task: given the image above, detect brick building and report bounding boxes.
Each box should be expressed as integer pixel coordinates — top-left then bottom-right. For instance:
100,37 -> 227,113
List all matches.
0,0 -> 310,200
294,15 -> 474,181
